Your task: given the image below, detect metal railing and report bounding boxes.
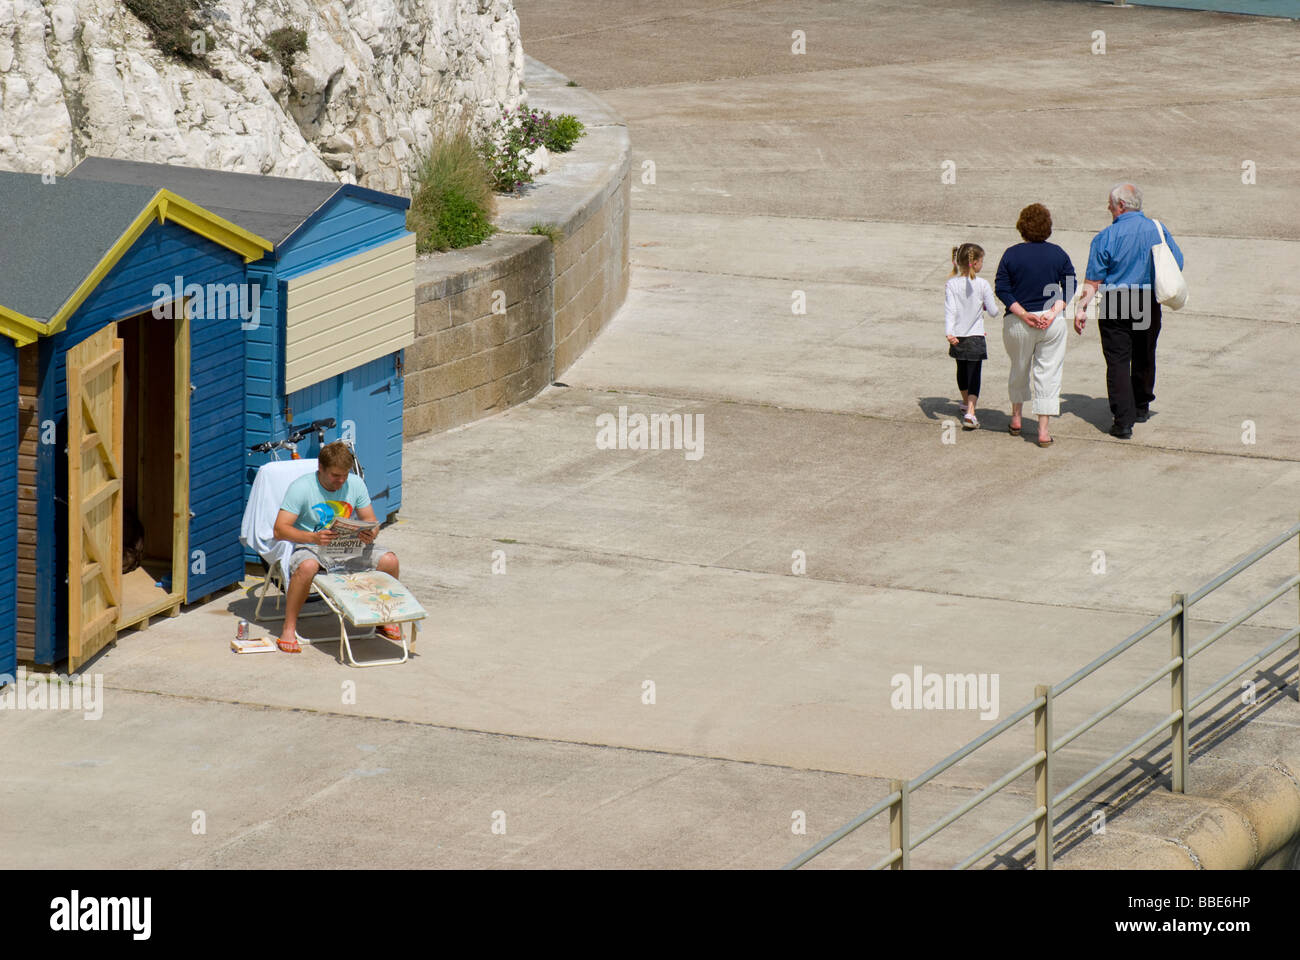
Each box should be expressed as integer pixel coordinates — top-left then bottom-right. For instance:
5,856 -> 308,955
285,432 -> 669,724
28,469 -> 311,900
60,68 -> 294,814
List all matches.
786,517 -> 1300,870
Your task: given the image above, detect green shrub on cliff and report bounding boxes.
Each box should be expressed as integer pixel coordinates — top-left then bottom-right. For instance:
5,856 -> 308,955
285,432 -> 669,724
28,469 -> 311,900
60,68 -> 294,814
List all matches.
545,114 -> 585,153
266,26 -> 308,72
123,0 -> 213,64
408,130 -> 498,252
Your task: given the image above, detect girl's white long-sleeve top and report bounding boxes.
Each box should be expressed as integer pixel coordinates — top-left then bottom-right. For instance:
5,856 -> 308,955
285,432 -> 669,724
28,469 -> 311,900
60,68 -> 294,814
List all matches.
944,275 -> 1000,338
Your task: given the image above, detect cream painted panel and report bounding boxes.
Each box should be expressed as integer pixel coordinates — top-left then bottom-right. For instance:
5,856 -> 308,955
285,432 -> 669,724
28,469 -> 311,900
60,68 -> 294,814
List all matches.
284,233 -> 416,394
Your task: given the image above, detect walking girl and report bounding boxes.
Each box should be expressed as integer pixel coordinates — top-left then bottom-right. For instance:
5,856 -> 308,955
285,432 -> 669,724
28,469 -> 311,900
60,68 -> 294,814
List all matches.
945,242 -> 1000,429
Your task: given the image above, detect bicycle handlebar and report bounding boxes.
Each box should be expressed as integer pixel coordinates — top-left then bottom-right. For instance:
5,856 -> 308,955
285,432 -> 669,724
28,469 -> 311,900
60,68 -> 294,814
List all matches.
248,418 -> 340,453
288,417 -> 337,442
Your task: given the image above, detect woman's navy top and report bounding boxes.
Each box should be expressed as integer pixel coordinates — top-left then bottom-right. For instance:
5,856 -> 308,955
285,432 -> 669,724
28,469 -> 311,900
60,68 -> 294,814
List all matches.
994,242 -> 1076,314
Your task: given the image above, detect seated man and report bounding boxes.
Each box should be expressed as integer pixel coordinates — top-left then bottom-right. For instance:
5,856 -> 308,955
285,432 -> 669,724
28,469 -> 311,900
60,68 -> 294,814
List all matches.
272,441 -> 401,653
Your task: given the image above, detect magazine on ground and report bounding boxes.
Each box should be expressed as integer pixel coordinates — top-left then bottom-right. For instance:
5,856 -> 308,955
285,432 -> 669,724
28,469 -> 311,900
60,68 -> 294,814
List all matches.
231,637 -> 277,654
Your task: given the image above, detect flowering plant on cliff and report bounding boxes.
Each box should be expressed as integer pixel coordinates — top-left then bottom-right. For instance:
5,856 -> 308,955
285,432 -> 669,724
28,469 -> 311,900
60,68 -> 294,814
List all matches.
481,105 -> 587,193
481,107 -> 535,193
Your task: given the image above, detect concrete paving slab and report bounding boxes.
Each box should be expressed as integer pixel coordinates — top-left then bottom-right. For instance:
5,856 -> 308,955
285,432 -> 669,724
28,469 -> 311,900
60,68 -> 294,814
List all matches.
579,10 -> 1300,238
0,689 -> 897,869
520,0 -> 1254,92
617,214 -> 1299,320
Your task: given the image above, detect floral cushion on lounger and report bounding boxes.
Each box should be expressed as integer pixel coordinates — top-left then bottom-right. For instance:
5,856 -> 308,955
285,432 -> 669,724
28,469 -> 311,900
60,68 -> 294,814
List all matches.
313,571 -> 427,626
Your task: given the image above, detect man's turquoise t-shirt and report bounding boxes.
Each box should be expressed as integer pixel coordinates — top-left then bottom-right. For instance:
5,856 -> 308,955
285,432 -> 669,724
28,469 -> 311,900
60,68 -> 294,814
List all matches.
281,472 -> 371,533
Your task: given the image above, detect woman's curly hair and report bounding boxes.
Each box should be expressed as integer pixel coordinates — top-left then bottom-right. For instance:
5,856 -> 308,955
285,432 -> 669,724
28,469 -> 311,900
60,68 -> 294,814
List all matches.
1016,203 -> 1053,242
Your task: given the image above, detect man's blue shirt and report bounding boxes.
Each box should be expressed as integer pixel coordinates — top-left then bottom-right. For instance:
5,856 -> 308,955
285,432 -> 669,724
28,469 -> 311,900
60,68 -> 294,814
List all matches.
281,472 -> 371,533
1085,210 -> 1184,289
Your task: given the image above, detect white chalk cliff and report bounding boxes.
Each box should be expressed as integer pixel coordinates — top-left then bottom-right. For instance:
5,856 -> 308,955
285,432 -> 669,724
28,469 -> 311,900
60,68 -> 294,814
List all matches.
0,0 -> 525,192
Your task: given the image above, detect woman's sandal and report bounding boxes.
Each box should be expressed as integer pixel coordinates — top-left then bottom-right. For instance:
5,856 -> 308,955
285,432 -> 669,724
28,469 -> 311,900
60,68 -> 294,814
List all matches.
1037,436 -> 1054,448
277,632 -> 303,653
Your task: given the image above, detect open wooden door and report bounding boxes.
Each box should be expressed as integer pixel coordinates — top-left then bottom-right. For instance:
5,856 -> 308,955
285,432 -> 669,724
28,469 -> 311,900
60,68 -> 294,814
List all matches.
67,325 -> 124,672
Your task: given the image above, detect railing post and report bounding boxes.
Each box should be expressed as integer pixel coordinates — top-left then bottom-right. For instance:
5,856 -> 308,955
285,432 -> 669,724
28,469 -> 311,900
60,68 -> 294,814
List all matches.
889,779 -> 909,869
1034,684 -> 1053,869
1170,592 -> 1188,793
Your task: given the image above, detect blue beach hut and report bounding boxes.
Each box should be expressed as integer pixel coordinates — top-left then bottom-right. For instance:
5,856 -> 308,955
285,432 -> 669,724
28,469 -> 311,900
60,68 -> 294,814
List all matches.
0,171 -> 274,671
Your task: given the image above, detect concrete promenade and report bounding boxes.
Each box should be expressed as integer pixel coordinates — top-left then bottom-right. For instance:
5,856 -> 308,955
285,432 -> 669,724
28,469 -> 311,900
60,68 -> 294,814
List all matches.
3,0 -> 1299,869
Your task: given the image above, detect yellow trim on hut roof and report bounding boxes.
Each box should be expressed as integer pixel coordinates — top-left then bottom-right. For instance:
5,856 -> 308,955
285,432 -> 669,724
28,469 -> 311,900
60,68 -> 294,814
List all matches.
0,306 -> 44,347
0,188 -> 273,344
153,189 -> 273,264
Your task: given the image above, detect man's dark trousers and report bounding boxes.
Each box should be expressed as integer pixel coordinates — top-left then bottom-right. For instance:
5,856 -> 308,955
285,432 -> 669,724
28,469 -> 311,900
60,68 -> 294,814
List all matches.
1098,288 -> 1162,430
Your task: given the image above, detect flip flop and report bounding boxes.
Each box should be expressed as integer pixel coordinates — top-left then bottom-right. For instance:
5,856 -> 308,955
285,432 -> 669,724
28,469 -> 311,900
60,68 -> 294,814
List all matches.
277,632 -> 303,653
1008,424 -> 1021,436
377,623 -> 402,642
1037,437 -> 1054,448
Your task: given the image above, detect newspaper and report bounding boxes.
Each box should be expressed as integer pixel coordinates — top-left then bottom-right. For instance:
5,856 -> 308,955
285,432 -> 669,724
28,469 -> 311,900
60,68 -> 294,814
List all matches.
318,515 -> 380,563
231,637 -> 278,654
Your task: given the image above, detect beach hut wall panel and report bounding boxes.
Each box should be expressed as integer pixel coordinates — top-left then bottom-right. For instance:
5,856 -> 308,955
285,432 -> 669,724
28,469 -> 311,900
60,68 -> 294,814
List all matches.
275,190 -> 410,277
242,263 -> 279,445
0,338 -> 17,677
185,305 -> 246,603
282,232 -> 415,394
33,219 -> 253,664
282,351 -> 406,516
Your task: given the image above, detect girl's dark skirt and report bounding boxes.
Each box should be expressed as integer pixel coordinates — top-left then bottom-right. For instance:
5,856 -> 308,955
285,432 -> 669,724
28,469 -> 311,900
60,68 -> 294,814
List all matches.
948,334 -> 988,360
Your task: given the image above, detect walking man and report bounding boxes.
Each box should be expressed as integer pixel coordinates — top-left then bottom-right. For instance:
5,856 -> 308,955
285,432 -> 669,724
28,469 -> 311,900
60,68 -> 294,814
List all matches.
1074,182 -> 1184,438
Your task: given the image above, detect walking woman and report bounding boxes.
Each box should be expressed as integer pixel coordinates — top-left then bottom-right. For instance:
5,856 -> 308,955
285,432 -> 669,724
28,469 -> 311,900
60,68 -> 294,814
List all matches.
994,203 -> 1076,447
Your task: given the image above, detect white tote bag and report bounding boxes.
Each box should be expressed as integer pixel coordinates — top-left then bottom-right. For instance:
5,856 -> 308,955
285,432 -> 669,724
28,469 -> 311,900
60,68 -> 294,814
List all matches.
1152,220 -> 1187,310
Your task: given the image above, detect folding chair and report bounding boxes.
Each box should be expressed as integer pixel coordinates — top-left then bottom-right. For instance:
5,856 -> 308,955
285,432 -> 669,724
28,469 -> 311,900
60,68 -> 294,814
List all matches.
239,458 -> 426,667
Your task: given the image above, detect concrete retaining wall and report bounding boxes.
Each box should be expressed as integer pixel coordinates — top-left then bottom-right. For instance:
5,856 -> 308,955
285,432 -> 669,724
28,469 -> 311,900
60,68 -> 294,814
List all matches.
1058,733 -> 1300,870
405,56 -> 630,439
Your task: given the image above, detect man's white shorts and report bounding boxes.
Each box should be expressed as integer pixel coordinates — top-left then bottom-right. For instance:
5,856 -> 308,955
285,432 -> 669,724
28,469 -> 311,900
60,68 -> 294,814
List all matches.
288,542 -> 396,577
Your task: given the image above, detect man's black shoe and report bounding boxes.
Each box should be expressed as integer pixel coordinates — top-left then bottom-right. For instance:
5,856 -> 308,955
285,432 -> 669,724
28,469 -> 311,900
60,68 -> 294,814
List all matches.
1109,423 -> 1133,439
1135,408 -> 1151,423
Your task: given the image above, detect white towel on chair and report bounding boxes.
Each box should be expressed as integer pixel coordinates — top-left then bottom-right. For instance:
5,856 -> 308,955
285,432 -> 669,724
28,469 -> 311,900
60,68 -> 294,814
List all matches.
240,458 -> 319,580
